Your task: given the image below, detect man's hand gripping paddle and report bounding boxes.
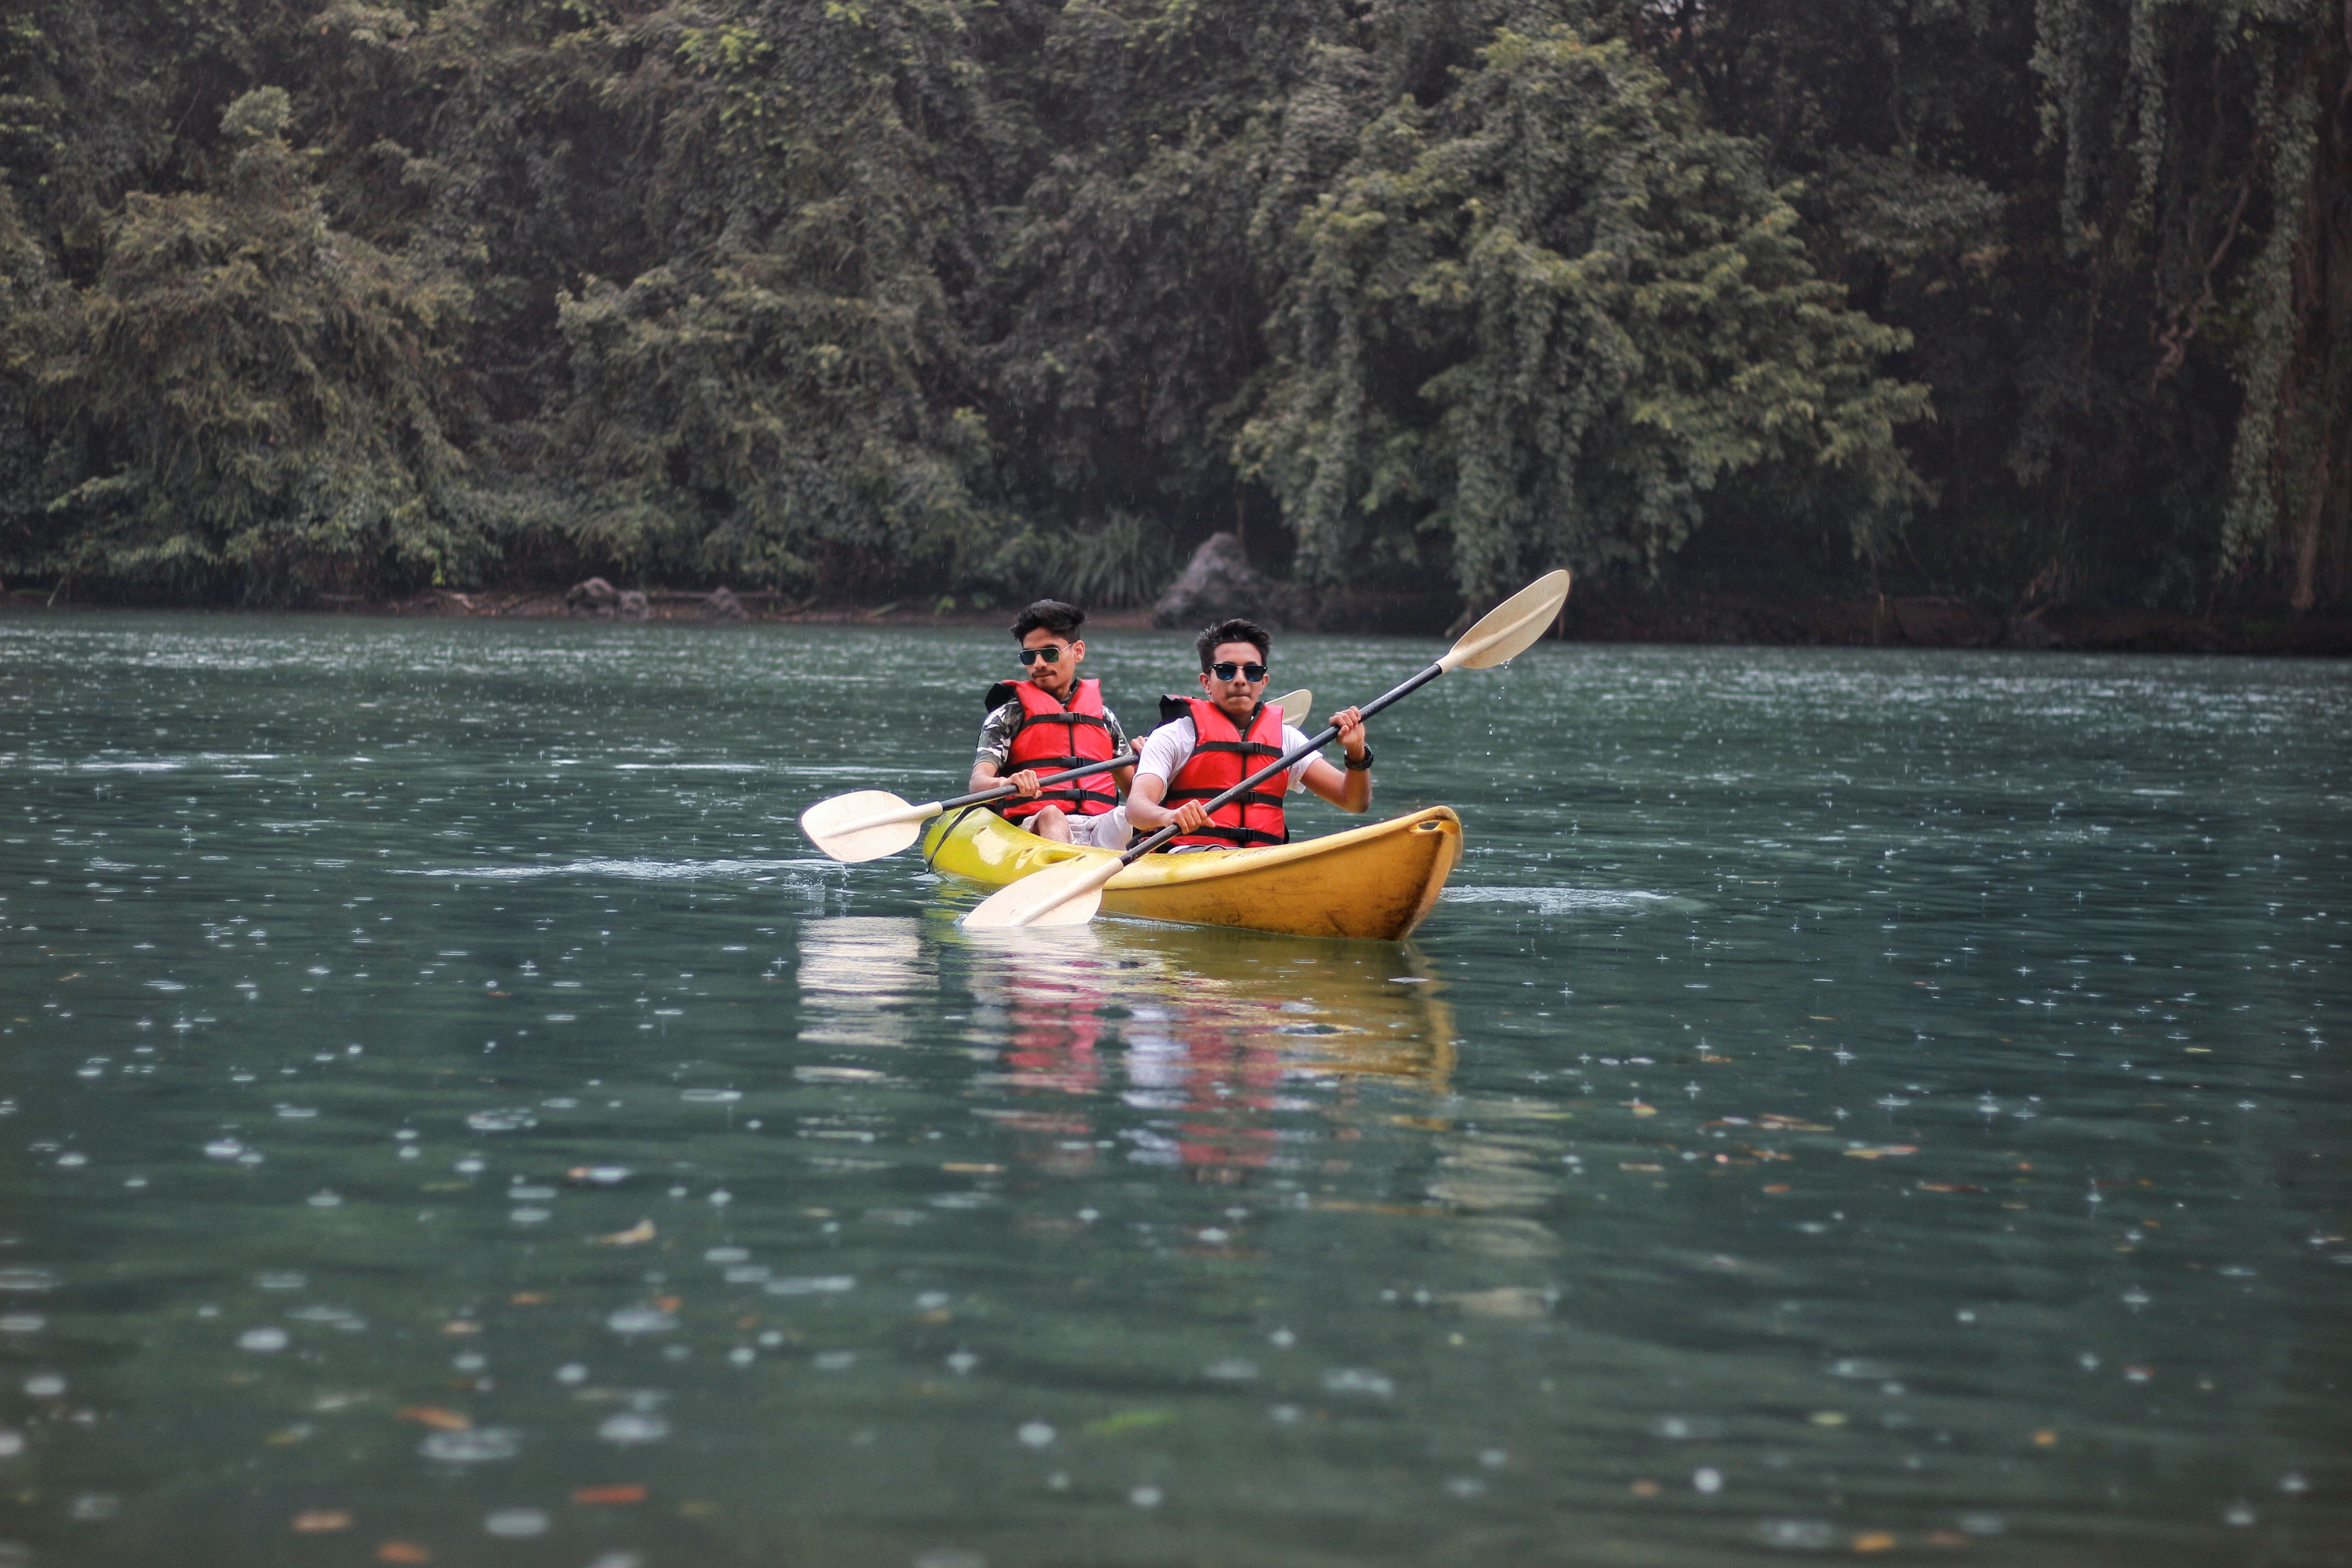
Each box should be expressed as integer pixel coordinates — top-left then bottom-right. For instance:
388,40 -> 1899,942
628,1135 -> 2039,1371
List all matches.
960,570 -> 1572,930
799,691 -> 1314,863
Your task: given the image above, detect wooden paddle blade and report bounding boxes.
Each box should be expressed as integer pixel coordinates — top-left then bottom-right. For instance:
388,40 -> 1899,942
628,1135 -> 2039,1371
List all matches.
1439,569 -> 1573,671
1269,688 -> 1312,726
800,789 -> 926,863
959,854 -> 1118,930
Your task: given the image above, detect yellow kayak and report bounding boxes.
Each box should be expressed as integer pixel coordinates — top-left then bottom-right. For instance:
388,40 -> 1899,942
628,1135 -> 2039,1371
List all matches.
921,805 -> 1464,940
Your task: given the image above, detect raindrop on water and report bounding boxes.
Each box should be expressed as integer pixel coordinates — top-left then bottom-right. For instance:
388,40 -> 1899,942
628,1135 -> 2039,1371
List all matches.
598,1411 -> 670,1445
421,1427 -> 519,1463
483,1507 -> 547,1537
1322,1368 -> 1394,1397
1755,1519 -> 1836,1549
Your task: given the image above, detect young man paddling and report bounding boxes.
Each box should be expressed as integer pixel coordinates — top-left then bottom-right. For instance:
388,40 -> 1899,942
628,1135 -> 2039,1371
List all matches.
970,600 -> 1136,848
1127,617 -> 1371,849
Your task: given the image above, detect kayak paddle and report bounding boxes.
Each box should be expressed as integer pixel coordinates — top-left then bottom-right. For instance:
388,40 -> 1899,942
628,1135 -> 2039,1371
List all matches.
960,572 -> 1570,930
800,690 -> 1313,864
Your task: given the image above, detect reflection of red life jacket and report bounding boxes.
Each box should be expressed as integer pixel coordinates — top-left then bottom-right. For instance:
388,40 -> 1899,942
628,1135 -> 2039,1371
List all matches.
995,677 -> 1118,821
1164,696 -> 1287,848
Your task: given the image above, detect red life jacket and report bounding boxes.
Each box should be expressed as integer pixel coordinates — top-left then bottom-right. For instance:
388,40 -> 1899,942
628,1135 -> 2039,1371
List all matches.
1163,696 -> 1287,848
994,677 -> 1118,820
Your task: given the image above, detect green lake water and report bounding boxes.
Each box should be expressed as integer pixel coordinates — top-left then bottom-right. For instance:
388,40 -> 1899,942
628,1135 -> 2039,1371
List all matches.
1,614 -> 2347,1567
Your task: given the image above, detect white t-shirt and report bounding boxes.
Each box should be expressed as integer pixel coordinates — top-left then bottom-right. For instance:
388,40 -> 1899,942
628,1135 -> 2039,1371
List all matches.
1135,716 -> 1318,797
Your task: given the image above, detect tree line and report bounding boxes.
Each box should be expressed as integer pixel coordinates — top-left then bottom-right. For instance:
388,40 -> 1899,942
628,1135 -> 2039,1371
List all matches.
0,0 -> 2343,617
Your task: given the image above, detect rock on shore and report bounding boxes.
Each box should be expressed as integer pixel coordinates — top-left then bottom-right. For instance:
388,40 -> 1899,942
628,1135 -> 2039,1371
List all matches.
1153,534 -> 1298,631
567,578 -> 650,620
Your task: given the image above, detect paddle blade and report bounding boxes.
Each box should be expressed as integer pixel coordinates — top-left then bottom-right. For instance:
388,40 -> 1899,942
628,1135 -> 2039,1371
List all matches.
800,789 -> 926,862
1439,569 -> 1573,671
1269,688 -> 1312,726
959,855 -> 1119,930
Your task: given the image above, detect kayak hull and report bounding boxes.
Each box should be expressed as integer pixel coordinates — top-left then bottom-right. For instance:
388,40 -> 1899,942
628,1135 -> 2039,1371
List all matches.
924,805 -> 1463,941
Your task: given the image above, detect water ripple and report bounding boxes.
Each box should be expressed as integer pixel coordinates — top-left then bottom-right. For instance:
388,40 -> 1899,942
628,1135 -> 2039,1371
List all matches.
1441,885 -> 1669,913
405,857 -> 828,882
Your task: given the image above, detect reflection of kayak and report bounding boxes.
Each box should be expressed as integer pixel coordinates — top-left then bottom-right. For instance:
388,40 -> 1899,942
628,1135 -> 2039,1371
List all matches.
1076,923 -> 1459,1083
960,925 -> 1458,1083
922,805 -> 1463,940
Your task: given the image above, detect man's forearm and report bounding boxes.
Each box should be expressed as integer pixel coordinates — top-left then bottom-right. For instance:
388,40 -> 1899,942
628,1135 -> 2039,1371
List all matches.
1126,777 -> 1177,831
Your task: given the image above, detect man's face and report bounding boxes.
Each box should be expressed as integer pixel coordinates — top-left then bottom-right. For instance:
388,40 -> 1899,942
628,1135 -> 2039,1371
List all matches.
1198,640 -> 1268,722
1019,627 -> 1083,698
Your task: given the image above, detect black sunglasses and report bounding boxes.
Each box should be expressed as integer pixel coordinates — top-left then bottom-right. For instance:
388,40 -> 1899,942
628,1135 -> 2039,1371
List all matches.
1210,661 -> 1269,682
1015,646 -> 1067,665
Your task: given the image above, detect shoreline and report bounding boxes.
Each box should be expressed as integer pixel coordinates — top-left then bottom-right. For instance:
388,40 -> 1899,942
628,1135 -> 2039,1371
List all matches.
5,586 -> 2347,656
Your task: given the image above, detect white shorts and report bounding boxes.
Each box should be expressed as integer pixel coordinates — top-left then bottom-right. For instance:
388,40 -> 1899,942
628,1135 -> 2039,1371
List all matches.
1066,805 -> 1132,850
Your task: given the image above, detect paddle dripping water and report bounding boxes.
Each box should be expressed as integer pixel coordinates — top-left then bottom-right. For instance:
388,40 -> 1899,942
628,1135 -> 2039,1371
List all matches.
0,613 -> 2347,1566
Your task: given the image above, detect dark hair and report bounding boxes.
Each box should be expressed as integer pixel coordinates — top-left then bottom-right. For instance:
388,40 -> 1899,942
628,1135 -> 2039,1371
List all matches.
1196,617 -> 1270,671
1011,599 -> 1085,641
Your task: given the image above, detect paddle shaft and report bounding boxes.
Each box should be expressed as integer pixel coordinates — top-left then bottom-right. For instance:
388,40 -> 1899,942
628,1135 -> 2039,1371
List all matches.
832,751 -> 1136,836
1115,663 -> 1444,866
944,750 -> 1136,812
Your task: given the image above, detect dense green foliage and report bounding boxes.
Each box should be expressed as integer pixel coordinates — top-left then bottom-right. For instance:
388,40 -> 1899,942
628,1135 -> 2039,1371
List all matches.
42,88 -> 475,598
0,0 -> 2342,612
1239,24 -> 1929,603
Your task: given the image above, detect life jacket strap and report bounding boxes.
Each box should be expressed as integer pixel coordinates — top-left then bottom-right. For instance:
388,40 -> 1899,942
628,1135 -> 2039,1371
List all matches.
1163,785 -> 1284,808
1009,751 -> 1087,773
1157,823 -> 1286,850
1004,785 -> 1121,817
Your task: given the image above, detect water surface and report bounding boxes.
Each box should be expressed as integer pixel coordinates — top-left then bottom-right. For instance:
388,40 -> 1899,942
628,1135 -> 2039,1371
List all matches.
1,614 -> 2347,1566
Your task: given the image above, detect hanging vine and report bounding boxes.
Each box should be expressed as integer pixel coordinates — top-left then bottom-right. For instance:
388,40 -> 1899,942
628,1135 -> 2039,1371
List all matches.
2032,0 -> 2348,605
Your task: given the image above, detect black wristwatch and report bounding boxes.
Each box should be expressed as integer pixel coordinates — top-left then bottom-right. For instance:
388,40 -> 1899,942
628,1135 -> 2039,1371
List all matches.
1343,745 -> 1375,771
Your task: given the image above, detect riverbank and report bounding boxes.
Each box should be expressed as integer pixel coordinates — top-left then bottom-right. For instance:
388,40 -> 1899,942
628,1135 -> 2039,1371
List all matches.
6,583 -> 2348,654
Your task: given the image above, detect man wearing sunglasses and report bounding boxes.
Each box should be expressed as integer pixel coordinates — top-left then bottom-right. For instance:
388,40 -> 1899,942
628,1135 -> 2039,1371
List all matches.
970,599 -> 1136,847
1127,617 -> 1370,850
